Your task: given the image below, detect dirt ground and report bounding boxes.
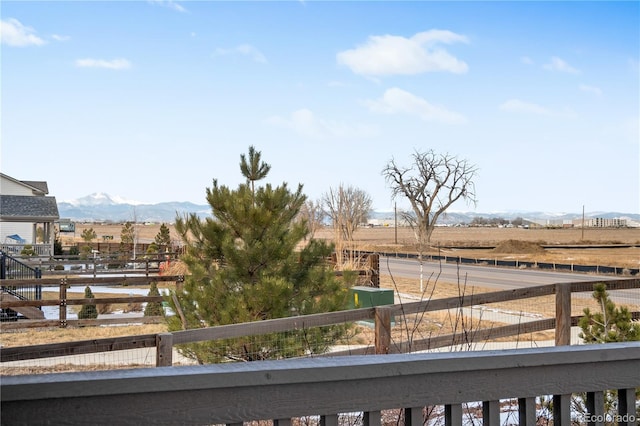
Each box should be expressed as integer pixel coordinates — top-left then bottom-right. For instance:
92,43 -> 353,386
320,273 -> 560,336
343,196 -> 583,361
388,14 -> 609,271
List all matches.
70,223 -> 639,246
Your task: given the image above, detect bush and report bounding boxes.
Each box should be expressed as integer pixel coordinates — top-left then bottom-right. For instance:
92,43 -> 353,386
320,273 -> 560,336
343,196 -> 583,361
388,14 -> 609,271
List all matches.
69,246 -> 80,256
77,286 -> 98,319
144,282 -> 164,317
20,245 -> 36,257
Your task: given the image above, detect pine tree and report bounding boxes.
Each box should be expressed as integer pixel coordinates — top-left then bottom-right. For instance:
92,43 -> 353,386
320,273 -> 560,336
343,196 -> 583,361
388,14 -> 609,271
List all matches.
119,221 -> 135,259
154,223 -> 172,249
167,147 -> 348,363
78,286 -> 98,319
81,227 -> 97,243
579,283 -> 640,343
144,281 -> 165,317
240,145 -> 271,202
577,283 -> 640,419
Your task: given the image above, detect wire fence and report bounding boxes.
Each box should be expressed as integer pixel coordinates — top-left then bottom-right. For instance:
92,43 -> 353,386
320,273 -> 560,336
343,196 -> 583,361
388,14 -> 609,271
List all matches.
1,278 -> 638,376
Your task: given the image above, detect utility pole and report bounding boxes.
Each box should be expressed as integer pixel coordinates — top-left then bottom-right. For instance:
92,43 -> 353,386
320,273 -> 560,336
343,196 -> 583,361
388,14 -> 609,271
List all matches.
581,205 -> 585,240
394,202 -> 398,245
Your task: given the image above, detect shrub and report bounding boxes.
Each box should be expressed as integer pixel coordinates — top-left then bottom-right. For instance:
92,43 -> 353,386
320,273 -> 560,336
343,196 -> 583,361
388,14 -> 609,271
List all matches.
144,282 -> 164,317
20,245 -> 36,257
77,286 -> 98,319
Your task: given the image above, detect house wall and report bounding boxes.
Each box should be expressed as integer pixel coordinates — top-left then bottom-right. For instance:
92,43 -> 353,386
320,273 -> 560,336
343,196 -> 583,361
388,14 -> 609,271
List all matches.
0,222 -> 34,243
0,176 -> 35,196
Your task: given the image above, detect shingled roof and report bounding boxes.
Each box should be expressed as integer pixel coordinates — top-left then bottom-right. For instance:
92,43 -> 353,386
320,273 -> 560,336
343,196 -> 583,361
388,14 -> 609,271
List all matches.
20,180 -> 49,195
0,195 -> 60,222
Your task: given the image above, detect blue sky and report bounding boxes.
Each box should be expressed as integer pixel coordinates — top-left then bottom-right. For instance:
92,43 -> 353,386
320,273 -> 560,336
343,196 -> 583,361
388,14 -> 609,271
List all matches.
2,1 -> 638,214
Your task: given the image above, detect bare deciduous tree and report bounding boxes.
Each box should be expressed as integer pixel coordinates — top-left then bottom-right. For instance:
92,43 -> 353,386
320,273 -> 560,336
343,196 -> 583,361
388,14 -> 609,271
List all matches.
383,149 -> 478,291
298,199 -> 325,239
322,184 -> 372,243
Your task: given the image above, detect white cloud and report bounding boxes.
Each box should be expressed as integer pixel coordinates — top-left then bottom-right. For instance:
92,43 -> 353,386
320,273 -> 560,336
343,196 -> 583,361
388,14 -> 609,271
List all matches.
214,44 -> 267,63
364,87 -> 466,124
75,58 -> 132,70
264,108 -> 377,139
499,99 -> 551,115
499,99 -> 577,118
337,29 -> 469,77
0,18 -> 46,47
51,34 -> 70,42
579,84 -> 602,96
148,0 -> 187,13
520,56 -> 533,65
543,56 -> 580,74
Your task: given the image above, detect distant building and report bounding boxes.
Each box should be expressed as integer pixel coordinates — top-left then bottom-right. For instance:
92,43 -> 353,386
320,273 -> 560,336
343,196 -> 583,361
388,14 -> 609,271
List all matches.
582,218 -> 627,228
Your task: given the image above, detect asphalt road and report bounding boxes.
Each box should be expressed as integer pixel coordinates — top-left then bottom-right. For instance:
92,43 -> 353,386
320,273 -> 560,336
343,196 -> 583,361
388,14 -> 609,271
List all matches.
379,256 -> 639,306
379,256 -> 615,289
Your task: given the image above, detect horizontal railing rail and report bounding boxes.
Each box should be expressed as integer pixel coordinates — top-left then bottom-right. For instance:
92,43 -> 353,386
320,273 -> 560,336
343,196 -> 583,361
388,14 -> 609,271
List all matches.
2,343 -> 638,426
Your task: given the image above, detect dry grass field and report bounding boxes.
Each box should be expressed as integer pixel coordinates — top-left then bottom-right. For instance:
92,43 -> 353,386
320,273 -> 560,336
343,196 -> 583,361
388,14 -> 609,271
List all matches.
70,223 -> 640,268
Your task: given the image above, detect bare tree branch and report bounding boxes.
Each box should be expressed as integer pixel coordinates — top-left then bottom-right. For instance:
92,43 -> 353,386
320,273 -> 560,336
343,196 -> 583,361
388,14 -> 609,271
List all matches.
383,149 -> 478,293
322,184 -> 373,243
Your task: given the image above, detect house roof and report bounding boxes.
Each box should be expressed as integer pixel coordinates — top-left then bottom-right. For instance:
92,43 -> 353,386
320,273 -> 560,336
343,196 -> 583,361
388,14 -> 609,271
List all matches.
20,180 -> 49,194
0,195 -> 60,222
0,173 -> 49,195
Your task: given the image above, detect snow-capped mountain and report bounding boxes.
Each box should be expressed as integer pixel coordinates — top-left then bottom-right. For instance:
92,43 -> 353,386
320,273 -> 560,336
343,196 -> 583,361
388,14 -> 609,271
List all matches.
63,192 -> 143,207
58,193 -> 211,223
58,193 -> 639,225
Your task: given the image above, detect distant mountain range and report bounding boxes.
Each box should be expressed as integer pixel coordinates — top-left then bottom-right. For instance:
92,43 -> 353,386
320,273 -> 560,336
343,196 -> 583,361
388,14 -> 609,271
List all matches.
58,193 -> 211,223
58,193 -> 640,225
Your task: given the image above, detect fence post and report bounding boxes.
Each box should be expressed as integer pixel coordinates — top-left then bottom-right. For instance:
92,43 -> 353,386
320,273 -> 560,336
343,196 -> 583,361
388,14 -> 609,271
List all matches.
555,282 -> 571,346
368,253 -> 380,288
554,282 -> 572,425
59,277 -> 68,328
375,306 -> 391,354
156,333 -> 173,367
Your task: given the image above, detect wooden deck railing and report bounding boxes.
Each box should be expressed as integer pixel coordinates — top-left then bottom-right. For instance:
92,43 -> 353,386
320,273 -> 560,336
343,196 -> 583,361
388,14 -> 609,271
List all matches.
2,343 -> 638,425
2,278 -> 638,365
0,275 -> 183,327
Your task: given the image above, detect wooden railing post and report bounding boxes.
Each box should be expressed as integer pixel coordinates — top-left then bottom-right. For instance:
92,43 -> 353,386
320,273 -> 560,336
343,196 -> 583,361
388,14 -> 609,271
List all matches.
363,410 -> 381,426
445,404 -> 462,426
374,306 -> 391,354
554,283 -> 572,426
555,283 -> 571,346
156,333 -> 173,367
586,391 -> 605,426
518,397 -> 536,425
553,394 -> 571,425
482,400 -> 500,426
59,277 -> 67,328
617,388 -> 637,426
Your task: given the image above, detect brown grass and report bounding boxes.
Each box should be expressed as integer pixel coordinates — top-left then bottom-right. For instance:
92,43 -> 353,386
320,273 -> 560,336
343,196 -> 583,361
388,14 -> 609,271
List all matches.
1,324 -> 168,348
72,223 -> 640,268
